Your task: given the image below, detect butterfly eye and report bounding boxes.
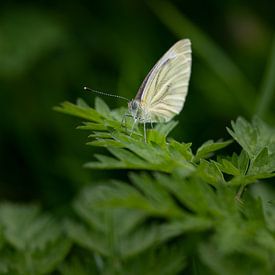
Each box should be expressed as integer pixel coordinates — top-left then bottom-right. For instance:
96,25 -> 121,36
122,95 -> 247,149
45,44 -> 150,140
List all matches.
131,100 -> 139,110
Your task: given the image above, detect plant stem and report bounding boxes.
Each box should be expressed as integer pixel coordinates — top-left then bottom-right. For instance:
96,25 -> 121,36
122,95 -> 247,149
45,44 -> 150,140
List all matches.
256,34 -> 275,117
235,185 -> 245,202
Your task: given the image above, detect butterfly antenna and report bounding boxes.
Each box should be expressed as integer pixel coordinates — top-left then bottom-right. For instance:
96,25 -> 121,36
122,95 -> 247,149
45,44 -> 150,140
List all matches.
84,86 -> 130,102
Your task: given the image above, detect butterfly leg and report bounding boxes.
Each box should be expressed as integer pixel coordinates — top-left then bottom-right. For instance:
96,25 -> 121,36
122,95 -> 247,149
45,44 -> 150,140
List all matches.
129,118 -> 137,136
121,113 -> 132,133
143,121 -> 147,143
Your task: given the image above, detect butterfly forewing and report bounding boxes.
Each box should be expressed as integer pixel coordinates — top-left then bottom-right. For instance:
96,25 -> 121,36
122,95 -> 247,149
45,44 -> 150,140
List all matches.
139,39 -> 191,122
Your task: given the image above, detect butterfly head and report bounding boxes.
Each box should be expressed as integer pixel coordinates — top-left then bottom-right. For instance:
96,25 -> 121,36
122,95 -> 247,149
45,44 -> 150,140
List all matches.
128,99 -> 141,120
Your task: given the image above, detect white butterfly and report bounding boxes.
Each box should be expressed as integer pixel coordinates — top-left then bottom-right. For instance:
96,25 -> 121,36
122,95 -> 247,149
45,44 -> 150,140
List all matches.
128,39 -> 192,140
84,39 -> 191,141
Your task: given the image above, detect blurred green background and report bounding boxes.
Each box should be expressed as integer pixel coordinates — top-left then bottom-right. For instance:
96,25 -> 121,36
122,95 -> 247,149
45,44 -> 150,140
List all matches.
0,0 -> 274,211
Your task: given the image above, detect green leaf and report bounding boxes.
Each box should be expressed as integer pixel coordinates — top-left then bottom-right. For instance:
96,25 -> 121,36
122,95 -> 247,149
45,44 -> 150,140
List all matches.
54,101 -> 102,122
238,149 -> 250,174
76,98 -> 90,108
250,148 -> 275,175
252,147 -> 269,170
169,140 -> 193,161
154,120 -> 178,137
217,159 -> 241,176
77,122 -> 107,131
227,117 -> 275,160
95,97 -> 111,118
197,160 -> 225,185
194,139 -> 232,162
87,139 -> 123,148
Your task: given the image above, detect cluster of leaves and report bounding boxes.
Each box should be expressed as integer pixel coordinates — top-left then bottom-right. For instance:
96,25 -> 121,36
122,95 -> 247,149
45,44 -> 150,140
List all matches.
1,98 -> 275,274
54,98 -> 275,273
2,98 -> 274,274
0,204 -> 70,274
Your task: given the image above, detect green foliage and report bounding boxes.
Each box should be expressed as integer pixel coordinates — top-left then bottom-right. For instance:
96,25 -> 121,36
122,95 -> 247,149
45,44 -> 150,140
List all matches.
223,117 -> 275,185
51,98 -> 275,274
0,203 -> 71,274
2,97 -> 275,274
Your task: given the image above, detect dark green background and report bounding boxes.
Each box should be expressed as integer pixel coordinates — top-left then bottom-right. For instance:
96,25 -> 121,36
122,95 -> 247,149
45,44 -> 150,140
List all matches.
0,0 -> 274,210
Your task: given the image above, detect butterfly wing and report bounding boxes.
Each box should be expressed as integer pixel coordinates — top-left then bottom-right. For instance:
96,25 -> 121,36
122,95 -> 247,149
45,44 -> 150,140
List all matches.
139,39 -> 192,122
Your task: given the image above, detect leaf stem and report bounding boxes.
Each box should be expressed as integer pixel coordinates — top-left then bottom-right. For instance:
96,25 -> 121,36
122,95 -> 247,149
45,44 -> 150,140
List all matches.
235,185 -> 245,202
